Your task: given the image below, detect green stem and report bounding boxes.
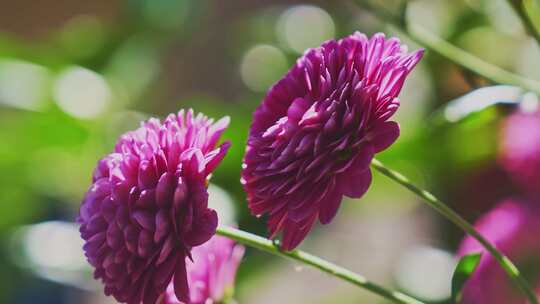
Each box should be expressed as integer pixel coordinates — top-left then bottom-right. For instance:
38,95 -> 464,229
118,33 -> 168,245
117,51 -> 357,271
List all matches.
356,0 -> 540,95
507,0 -> 540,45
370,158 -> 539,304
216,226 -> 425,304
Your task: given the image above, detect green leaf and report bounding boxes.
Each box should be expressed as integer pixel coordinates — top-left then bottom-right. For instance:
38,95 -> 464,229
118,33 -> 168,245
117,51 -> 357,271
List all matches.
524,0 -> 540,35
451,253 -> 482,303
434,85 -> 523,124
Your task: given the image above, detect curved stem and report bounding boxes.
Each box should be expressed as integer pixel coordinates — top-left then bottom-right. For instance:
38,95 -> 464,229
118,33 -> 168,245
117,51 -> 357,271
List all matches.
370,158 -> 539,304
507,0 -> 540,45
355,0 -> 540,95
216,226 -> 425,304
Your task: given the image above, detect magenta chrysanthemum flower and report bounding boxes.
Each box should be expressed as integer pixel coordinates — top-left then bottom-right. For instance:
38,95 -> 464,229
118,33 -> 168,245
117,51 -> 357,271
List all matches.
458,199 -> 540,304
241,32 -> 423,250
162,235 -> 245,304
500,110 -> 540,196
78,109 -> 230,304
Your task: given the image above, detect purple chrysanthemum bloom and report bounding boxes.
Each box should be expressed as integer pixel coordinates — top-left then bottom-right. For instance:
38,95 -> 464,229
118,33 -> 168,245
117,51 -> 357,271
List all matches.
162,235 -> 245,304
78,109 -> 230,304
500,110 -> 540,196
241,32 -> 423,250
458,199 -> 540,304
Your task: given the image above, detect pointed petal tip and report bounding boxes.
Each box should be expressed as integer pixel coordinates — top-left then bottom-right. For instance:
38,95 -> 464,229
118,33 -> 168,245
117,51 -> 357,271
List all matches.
219,115 -> 231,126
174,257 -> 190,304
220,140 -> 232,150
318,193 -> 343,225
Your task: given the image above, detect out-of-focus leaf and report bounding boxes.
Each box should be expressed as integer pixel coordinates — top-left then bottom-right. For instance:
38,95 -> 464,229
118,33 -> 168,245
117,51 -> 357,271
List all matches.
523,0 -> 540,34
104,34 -> 161,105
436,85 -> 524,123
451,253 -> 481,303
447,107 -> 499,164
0,35 -> 69,69
0,107 -> 104,207
0,59 -> 51,111
58,16 -> 108,61
129,0 -> 192,30
9,221 -> 95,290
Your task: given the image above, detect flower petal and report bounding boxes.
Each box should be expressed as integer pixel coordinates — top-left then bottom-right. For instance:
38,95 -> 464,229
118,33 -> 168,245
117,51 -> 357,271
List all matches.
318,191 -> 343,224
174,257 -> 190,304
184,209 -> 218,247
340,169 -> 372,199
368,121 -> 400,153
281,214 -> 317,251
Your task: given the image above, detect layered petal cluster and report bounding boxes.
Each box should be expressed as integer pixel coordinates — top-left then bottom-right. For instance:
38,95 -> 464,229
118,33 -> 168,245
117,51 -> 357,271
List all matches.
163,235 -> 245,304
458,199 -> 540,304
241,32 -> 423,250
78,109 -> 230,304
500,110 -> 540,196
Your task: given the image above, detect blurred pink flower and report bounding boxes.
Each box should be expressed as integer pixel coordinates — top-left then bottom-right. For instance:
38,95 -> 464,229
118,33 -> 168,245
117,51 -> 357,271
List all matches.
458,199 -> 540,304
78,109 -> 230,304
500,110 -> 540,196
162,235 -> 245,304
241,32 -> 423,250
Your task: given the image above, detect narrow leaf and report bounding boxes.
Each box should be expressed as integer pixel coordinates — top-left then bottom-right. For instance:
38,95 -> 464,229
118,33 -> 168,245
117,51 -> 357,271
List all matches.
441,85 -> 523,123
451,253 -> 482,303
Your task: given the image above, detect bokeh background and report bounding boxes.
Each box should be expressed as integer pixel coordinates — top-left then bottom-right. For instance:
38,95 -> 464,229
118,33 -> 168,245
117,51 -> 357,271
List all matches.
0,0 -> 539,303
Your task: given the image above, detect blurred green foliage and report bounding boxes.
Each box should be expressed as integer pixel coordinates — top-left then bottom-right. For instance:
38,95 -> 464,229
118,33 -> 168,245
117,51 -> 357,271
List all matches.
0,0 -> 539,303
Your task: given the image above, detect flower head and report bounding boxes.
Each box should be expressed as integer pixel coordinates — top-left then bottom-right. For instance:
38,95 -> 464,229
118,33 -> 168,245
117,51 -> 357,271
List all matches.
500,110 -> 540,196
241,32 -> 423,250
458,199 -> 540,304
163,235 -> 245,304
78,109 -> 230,303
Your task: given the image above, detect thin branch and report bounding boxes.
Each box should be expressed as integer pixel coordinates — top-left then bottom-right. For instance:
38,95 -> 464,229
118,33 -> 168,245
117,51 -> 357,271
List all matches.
356,0 -> 540,95
507,0 -> 540,45
216,226 -> 425,304
371,158 -> 539,304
